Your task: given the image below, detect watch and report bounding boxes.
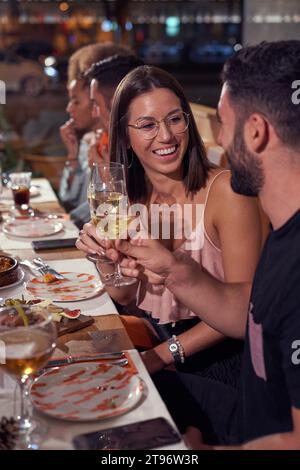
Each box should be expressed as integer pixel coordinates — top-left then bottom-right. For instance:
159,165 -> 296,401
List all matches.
167,335 -> 183,364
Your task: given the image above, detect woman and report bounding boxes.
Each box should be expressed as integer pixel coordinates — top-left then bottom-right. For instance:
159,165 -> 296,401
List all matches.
76,66 -> 262,385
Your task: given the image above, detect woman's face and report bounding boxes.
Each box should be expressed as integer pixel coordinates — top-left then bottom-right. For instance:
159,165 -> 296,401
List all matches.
127,88 -> 189,179
66,79 -> 98,131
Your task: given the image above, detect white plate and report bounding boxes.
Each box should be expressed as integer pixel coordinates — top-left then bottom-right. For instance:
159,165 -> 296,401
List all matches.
0,269 -> 25,291
25,271 -> 103,302
30,362 -> 145,421
3,218 -> 64,238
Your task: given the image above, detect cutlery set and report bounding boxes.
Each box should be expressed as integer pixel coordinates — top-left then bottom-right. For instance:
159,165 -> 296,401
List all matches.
46,352 -> 128,368
20,257 -> 66,279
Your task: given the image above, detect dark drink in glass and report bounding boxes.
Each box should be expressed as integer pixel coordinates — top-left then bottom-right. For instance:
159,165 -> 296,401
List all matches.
12,185 -> 30,207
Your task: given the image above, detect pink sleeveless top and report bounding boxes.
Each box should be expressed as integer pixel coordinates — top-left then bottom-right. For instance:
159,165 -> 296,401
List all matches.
137,170 -> 229,324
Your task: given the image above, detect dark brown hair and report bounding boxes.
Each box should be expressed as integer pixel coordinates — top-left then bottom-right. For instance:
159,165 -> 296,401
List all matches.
109,65 -> 211,203
85,54 -> 144,111
222,40 -> 300,151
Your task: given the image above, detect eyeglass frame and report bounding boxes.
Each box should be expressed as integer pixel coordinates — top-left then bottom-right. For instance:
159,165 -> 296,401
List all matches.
127,111 -> 190,140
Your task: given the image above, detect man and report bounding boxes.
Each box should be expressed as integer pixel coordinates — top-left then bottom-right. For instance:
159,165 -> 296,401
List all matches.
59,43 -> 133,224
115,41 -> 300,449
71,54 -> 144,224
85,54 -> 144,166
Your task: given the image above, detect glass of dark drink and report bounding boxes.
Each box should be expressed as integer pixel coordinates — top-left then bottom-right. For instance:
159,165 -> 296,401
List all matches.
9,172 -> 32,214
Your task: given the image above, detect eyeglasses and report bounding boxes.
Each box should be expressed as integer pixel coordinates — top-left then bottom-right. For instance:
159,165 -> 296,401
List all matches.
128,111 -> 189,140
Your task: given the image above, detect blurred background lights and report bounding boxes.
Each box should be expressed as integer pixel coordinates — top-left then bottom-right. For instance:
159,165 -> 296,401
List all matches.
59,2 -> 69,13
101,19 -> 113,32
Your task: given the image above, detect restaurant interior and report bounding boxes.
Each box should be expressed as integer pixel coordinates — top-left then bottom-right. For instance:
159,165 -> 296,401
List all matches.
0,0 -> 300,453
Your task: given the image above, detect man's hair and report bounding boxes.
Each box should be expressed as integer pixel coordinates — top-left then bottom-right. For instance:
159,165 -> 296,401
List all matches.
67,42 -> 132,86
85,54 -> 144,111
222,40 -> 300,151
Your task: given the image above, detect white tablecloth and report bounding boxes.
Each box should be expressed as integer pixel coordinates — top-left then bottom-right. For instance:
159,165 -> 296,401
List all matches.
0,258 -> 117,317
0,350 -> 187,450
0,220 -> 79,251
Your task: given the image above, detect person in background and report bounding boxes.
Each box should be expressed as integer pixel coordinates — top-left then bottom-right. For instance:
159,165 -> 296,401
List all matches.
76,65 -> 262,387
58,42 -> 132,225
70,53 -> 144,226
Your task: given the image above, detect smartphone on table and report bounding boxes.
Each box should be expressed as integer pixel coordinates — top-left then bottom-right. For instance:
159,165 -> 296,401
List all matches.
72,417 -> 181,450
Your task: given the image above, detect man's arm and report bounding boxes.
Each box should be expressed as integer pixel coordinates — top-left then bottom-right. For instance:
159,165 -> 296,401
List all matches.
185,408 -> 300,450
117,238 -> 251,339
222,407 -> 300,450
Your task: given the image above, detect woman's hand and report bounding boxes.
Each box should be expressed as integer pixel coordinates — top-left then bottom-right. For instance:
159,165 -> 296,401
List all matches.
119,256 -> 166,285
75,222 -> 113,256
60,119 -> 78,159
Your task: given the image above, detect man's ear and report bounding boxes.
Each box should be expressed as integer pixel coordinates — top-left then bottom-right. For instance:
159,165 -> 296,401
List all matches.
244,113 -> 269,154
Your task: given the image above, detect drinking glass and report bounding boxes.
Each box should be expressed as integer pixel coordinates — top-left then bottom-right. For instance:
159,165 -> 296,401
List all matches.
0,304 -> 57,449
9,172 -> 32,215
87,162 -> 136,287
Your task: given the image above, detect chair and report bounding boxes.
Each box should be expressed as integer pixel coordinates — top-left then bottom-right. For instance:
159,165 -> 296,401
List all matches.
190,102 -> 227,167
21,154 -> 67,191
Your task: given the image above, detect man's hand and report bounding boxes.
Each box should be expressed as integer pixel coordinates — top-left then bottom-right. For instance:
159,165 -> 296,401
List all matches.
60,119 -> 78,159
115,238 -> 177,285
184,427 -> 213,450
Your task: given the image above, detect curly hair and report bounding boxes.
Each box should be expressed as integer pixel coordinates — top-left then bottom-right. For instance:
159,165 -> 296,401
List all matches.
85,54 -> 144,111
67,42 -> 132,86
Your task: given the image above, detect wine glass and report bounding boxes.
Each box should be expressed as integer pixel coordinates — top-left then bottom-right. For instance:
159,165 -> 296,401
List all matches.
87,162 -> 136,287
0,304 -> 57,449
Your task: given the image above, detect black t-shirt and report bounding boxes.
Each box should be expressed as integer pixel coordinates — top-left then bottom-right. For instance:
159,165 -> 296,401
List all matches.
239,209 -> 300,443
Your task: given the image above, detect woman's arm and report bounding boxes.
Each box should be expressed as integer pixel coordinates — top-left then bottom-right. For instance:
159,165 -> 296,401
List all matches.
76,222 -> 139,305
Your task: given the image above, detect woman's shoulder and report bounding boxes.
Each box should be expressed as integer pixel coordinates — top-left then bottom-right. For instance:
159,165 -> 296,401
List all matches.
206,168 -> 259,212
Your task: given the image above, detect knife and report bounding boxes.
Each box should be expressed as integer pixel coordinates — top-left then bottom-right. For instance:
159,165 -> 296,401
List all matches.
46,352 -> 125,368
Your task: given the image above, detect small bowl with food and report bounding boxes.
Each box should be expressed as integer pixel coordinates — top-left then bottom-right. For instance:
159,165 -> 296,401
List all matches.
0,256 -> 23,288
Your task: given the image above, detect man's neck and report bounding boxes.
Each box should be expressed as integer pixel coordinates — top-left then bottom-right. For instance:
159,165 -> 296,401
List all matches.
260,167 -> 300,230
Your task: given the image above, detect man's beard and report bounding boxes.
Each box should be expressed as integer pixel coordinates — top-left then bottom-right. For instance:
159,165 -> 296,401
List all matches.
225,130 -> 265,197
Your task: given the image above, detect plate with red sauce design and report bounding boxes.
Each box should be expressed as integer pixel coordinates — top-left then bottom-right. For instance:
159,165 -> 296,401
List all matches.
25,272 -> 104,302
30,362 -> 145,421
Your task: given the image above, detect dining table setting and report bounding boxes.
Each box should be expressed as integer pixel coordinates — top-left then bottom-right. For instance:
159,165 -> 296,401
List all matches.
0,175 -> 186,451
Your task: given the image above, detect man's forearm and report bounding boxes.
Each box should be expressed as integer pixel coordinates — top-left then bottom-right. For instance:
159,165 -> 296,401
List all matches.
165,257 -> 251,339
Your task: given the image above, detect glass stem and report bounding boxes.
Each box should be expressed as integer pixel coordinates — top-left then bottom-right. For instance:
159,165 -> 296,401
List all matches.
18,375 -> 32,432
115,263 -> 122,287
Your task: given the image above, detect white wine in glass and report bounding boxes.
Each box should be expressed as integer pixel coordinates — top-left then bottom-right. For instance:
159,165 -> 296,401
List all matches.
87,163 -> 136,286
0,304 -> 57,449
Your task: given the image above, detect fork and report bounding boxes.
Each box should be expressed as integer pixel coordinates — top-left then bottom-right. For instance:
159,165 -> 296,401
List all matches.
32,258 -> 66,280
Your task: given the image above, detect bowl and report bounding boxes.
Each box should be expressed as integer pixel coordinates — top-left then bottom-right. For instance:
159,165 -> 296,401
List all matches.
0,256 -> 21,287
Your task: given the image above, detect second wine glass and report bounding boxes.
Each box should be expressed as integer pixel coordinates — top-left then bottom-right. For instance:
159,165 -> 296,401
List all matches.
87,162 -> 136,287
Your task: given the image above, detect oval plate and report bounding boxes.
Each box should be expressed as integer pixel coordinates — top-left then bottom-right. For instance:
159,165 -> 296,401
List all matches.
25,272 -> 103,302
3,219 -> 63,238
30,362 -> 145,421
